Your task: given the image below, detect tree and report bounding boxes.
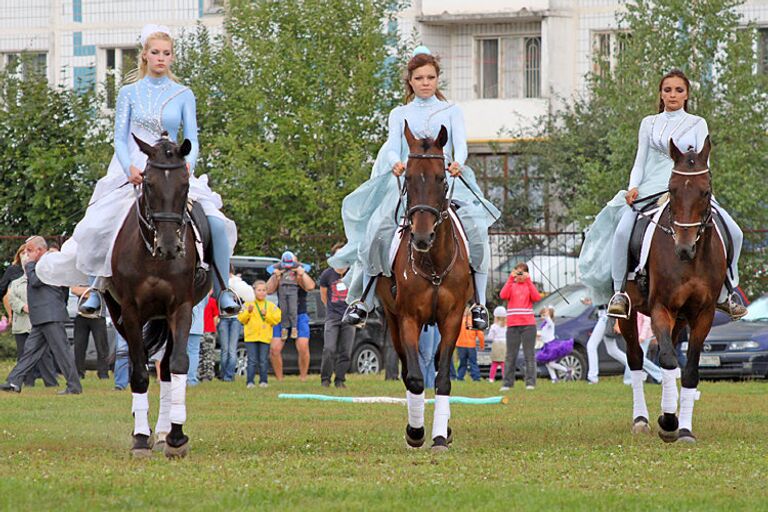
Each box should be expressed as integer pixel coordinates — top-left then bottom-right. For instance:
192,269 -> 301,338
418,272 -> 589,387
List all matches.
175,0 -> 407,264
519,0 -> 767,295
0,59 -> 111,258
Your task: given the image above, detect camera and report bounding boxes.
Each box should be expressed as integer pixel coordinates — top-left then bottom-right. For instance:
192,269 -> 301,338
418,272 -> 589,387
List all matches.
514,271 -> 524,276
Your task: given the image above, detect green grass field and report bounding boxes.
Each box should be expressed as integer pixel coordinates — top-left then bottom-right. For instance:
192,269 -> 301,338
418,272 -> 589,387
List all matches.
0,361 -> 766,511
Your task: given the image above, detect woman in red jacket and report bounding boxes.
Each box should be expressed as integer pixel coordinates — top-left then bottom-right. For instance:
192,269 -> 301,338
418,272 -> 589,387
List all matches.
499,262 -> 541,391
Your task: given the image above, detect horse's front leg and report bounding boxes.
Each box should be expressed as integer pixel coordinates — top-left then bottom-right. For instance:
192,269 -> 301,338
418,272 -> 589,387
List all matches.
153,341 -> 173,453
399,315 -> 426,449
432,309 -> 463,452
677,309 -> 714,443
620,313 -> 650,434
165,302 -> 193,458
651,306 -> 680,442
123,306 -> 153,457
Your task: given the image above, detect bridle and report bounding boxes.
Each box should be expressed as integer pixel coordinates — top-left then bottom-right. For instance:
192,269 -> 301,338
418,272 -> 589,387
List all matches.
135,158 -> 191,257
397,151 -> 460,289
399,152 -> 455,245
668,166 -> 713,247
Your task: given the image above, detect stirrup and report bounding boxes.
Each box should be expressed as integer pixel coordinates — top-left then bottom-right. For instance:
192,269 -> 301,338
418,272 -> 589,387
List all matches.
607,292 -> 631,319
218,288 -> 243,318
716,294 -> 747,320
342,301 -> 368,329
76,288 -> 102,319
470,304 -> 489,331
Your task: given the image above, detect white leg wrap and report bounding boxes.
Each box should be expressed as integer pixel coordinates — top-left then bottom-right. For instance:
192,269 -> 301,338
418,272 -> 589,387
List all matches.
155,380 -> 172,434
131,392 -> 151,436
631,370 -> 649,420
406,390 -> 425,429
679,387 -> 700,431
170,373 -> 187,425
660,367 -> 680,415
431,395 -> 451,440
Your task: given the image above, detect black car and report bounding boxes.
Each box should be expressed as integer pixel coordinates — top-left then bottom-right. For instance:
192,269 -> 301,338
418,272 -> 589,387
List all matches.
230,256 -> 387,376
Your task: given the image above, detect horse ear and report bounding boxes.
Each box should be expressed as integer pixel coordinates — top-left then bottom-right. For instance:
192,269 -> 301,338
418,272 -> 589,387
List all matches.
436,125 -> 448,149
133,134 -> 154,157
403,120 -> 417,149
179,139 -> 192,158
668,138 -> 683,163
699,135 -> 711,163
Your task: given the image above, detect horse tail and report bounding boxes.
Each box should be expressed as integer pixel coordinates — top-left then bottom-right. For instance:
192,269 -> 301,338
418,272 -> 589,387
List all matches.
142,319 -> 171,359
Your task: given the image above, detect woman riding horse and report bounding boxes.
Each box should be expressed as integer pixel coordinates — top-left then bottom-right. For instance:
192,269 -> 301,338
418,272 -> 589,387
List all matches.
330,46 -> 499,330
578,69 -> 745,320
36,25 -> 239,317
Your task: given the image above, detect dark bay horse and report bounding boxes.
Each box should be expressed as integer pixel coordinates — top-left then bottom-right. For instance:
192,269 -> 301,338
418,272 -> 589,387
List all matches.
377,122 -> 473,451
103,134 -> 210,458
620,136 -> 725,443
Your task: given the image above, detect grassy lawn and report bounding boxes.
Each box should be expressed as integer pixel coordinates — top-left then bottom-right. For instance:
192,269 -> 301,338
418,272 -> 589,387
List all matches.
0,359 -> 766,511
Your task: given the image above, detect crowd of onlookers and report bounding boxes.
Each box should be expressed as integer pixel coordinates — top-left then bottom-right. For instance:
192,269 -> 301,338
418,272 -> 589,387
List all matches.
1,239 -> 662,395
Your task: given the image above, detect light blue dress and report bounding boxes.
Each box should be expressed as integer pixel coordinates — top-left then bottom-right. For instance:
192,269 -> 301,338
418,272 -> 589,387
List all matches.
578,109 -> 742,304
37,76 -> 237,296
328,95 -> 500,304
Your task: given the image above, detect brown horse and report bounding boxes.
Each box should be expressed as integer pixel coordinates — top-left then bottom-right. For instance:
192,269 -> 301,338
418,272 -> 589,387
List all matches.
103,134 -> 210,458
620,136 -> 725,443
377,122 -> 473,451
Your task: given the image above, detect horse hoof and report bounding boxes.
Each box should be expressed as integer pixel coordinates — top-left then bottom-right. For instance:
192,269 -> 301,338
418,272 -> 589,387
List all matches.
153,432 -> 167,452
631,416 -> 650,435
164,441 -> 190,459
677,429 -> 697,444
431,436 -> 449,452
446,426 -> 453,445
405,425 -> 425,449
658,429 -> 679,443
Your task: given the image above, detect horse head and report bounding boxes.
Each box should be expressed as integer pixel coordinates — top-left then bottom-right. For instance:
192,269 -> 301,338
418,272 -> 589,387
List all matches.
403,120 -> 449,253
133,132 -> 192,260
668,136 -> 712,261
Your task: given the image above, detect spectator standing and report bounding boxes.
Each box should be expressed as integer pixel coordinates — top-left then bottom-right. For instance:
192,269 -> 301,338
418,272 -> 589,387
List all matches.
7,271 -> 58,388
0,237 -> 81,394
622,313 -> 662,384
499,262 -> 541,391
199,294 -> 218,382
418,325 -> 441,389
487,306 -> 507,383
71,286 -> 110,380
319,247 -> 355,388
218,271 -> 246,381
1,244 -> 25,320
456,309 -> 484,382
238,280 -> 281,388
271,251 -> 308,340
585,299 -> 629,384
187,295 -> 208,386
267,253 -> 315,382
114,331 -> 129,391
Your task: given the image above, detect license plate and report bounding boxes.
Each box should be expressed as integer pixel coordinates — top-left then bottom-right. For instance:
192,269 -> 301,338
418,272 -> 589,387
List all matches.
477,354 -> 491,366
699,355 -> 721,367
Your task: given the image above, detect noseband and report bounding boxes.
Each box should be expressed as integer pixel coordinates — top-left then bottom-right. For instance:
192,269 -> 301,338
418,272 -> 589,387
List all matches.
135,159 -> 191,257
668,167 -> 713,247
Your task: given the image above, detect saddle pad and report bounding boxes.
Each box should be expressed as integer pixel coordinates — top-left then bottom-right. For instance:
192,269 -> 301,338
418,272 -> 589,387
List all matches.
388,208 -> 471,267
632,200 -> 728,277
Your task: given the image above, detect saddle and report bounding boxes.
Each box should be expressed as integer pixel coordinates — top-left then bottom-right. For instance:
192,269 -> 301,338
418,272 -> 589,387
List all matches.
626,199 -> 734,298
187,200 -> 213,286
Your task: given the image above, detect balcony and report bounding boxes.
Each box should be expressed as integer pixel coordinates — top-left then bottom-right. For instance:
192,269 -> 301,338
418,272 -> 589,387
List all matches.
418,0 -> 550,24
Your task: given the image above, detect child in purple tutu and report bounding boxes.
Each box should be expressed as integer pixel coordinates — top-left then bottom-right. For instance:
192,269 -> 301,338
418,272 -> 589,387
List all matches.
536,307 -> 574,383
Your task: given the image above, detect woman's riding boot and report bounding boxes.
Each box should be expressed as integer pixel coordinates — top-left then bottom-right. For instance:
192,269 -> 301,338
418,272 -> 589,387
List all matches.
342,302 -> 369,327
208,215 -> 238,317
607,292 -> 631,319
470,271 -> 489,330
78,276 -> 102,318
716,294 -> 747,320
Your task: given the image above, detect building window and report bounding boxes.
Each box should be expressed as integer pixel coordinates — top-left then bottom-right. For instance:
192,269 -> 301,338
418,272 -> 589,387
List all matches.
759,28 -> 768,75
476,32 -> 542,100
478,39 -> 499,99
3,52 -> 47,79
104,47 -> 138,108
524,37 -> 541,98
592,31 -> 630,77
204,0 -> 226,13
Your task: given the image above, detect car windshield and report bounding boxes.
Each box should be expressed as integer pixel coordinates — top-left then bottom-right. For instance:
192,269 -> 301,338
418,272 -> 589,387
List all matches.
742,295 -> 768,322
534,284 -> 590,318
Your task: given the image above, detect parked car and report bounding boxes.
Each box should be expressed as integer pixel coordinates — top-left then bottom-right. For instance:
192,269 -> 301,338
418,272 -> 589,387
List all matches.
478,282 -> 734,381
679,294 -> 768,379
230,256 -> 387,376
